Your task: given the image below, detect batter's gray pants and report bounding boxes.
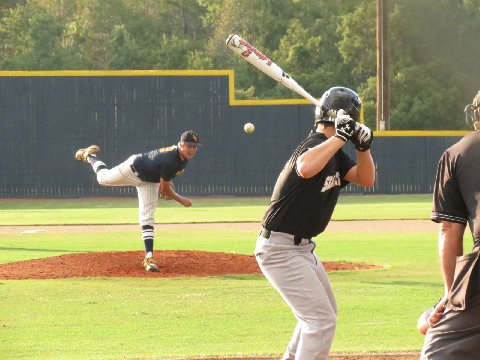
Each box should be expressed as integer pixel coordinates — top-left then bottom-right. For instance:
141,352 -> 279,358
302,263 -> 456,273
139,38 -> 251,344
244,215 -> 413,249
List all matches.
254,231 -> 337,360
96,155 -> 160,226
421,301 -> 480,359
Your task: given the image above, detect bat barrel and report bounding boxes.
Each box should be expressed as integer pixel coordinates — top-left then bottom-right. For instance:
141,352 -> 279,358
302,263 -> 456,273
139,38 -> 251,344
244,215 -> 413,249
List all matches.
226,34 -> 327,113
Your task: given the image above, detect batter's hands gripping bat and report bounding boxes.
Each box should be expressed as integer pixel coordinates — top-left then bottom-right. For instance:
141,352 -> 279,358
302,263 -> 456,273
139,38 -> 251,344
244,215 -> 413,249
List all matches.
225,34 -> 337,119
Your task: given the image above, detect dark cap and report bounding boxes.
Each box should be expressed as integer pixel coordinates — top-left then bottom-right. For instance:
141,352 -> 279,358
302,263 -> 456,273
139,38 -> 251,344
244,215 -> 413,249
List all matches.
180,130 -> 201,146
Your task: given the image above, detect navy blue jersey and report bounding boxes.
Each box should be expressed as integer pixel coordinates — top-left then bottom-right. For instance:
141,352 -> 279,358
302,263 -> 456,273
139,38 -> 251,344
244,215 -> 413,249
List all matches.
132,145 -> 188,183
262,132 -> 355,239
432,131 -> 480,246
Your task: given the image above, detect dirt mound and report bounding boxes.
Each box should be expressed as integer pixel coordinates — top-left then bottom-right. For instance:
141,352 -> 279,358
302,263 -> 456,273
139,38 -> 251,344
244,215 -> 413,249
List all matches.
0,250 -> 380,280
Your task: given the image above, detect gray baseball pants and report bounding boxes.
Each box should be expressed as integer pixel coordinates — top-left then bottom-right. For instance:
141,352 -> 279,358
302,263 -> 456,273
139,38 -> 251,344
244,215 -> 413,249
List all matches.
421,301 -> 480,359
95,155 -> 160,226
254,230 -> 337,360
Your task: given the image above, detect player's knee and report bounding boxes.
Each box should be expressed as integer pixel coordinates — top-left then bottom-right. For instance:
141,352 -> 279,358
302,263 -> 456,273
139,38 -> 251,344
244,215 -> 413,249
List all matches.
302,308 -> 337,333
322,310 -> 337,331
329,313 -> 337,332
139,205 -> 156,226
314,308 -> 337,334
96,170 -> 108,185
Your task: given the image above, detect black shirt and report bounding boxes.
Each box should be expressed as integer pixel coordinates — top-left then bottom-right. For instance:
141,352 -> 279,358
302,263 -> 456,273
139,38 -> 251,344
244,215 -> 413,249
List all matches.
262,132 -> 356,239
132,145 -> 188,183
432,131 -> 480,245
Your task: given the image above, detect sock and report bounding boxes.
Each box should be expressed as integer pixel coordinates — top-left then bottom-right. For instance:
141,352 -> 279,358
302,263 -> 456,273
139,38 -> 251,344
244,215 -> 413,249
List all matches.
142,225 -> 154,256
87,155 -> 107,173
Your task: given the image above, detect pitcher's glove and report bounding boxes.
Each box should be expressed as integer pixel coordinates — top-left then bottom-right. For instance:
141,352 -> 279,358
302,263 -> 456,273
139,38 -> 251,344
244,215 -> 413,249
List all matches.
334,112 -> 356,142
160,182 -> 175,201
352,123 -> 373,151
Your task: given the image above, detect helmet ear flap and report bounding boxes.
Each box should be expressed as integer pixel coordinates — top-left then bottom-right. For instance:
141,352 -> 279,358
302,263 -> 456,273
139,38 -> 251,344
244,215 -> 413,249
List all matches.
314,105 -> 335,125
314,87 -> 361,127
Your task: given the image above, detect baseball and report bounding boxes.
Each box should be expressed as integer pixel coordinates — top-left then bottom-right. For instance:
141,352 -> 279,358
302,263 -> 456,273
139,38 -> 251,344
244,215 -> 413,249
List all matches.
244,122 -> 255,134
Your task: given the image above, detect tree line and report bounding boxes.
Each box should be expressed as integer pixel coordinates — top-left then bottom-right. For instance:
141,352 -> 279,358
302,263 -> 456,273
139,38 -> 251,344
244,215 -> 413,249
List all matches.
0,0 -> 479,130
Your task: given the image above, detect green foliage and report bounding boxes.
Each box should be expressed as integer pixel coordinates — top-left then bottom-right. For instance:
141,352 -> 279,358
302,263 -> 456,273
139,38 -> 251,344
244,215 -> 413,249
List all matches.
390,63 -> 466,130
388,0 -> 480,129
0,0 -> 479,129
337,1 -> 376,82
0,3 -> 71,69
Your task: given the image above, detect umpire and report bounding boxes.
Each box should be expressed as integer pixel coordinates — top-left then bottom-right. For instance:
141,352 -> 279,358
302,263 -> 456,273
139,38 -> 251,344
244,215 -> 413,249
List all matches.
419,91 -> 480,359
255,87 -> 375,360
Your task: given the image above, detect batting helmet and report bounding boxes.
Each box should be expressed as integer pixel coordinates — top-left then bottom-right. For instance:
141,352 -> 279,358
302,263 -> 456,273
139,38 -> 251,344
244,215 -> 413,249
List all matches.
315,86 -> 361,126
465,91 -> 480,130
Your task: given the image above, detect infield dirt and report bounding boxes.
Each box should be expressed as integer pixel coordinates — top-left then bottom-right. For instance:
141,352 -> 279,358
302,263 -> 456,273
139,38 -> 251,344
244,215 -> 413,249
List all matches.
0,219 -> 429,280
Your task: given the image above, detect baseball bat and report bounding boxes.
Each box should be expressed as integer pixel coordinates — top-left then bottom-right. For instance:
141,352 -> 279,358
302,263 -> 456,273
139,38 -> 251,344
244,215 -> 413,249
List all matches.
225,34 -> 337,118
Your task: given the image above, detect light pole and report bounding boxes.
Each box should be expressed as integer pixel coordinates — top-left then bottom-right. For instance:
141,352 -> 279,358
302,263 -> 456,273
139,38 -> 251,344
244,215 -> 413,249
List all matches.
376,0 -> 390,131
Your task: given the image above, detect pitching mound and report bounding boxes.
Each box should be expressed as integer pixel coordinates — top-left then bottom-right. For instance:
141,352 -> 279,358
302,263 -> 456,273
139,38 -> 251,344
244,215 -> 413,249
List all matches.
0,250 -> 380,280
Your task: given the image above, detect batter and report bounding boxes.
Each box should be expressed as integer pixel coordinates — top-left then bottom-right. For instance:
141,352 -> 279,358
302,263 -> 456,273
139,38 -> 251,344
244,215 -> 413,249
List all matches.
255,87 -> 375,360
75,130 -> 200,272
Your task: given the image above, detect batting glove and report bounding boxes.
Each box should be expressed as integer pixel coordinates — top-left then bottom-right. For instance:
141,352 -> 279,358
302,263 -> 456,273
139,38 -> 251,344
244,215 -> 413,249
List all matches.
351,123 -> 373,152
334,112 -> 356,142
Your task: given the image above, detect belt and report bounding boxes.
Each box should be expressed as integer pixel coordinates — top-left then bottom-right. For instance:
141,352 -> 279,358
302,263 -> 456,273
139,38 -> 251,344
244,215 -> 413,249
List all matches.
259,227 -> 309,246
129,164 -> 142,180
129,155 -> 141,174
130,164 -> 137,174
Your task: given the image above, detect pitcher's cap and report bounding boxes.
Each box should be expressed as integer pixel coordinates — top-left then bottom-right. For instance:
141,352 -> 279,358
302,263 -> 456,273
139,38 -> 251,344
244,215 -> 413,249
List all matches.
180,130 -> 201,146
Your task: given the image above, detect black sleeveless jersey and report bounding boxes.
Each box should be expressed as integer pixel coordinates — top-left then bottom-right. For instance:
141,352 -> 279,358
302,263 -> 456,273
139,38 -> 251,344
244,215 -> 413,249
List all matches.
132,145 -> 188,183
261,132 -> 355,239
432,131 -> 480,245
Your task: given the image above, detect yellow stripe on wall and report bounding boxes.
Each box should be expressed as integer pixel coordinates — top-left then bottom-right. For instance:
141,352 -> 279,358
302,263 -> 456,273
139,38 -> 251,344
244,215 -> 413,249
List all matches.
0,69 -> 232,77
373,130 -> 468,137
0,69 -> 469,136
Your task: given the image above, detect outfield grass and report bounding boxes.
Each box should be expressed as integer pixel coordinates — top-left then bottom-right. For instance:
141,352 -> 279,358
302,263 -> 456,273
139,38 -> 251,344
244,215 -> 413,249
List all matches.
0,194 -> 433,225
0,194 -> 461,359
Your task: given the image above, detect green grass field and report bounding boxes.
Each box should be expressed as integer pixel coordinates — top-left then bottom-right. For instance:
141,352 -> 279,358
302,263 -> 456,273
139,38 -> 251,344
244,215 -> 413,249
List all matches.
0,194 -> 433,225
0,194 -> 468,359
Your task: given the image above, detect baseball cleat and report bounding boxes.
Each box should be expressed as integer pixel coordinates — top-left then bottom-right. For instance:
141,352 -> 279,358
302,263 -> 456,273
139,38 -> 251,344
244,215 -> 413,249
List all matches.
75,145 -> 100,162
143,257 -> 159,272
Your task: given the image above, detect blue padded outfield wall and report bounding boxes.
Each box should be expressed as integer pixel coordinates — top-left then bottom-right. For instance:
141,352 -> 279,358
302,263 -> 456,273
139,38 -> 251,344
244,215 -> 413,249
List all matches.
0,70 -> 468,198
